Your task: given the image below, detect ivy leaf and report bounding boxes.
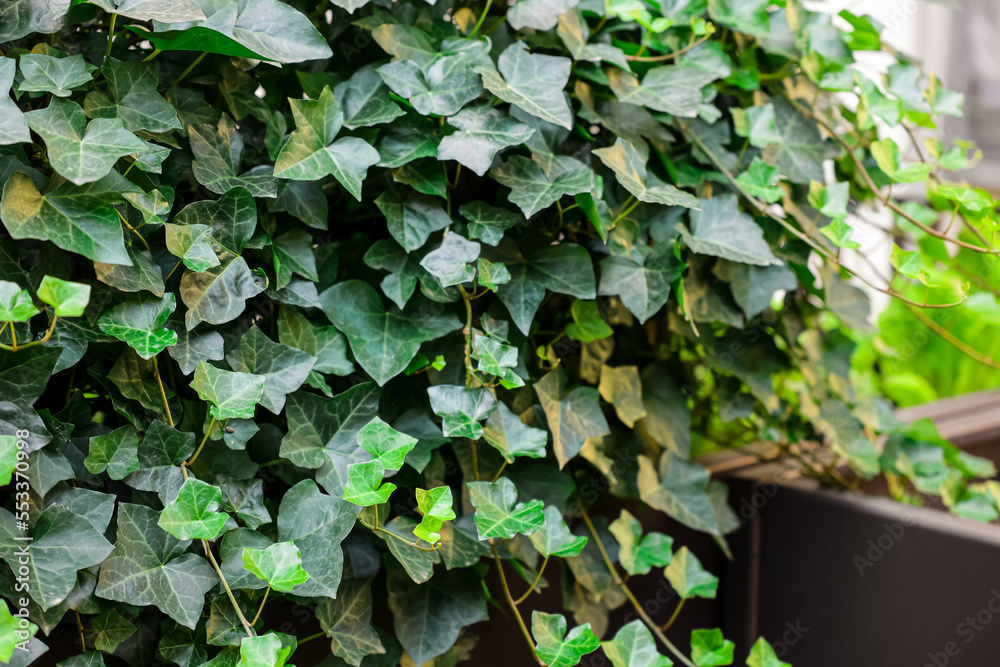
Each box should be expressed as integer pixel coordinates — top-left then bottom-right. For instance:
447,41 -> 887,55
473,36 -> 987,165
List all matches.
378,55 -> 482,117
374,190 -> 451,252
91,609 -> 136,654
602,620 -> 673,667
172,186 -> 257,256
84,58 -> 181,133
335,64 -> 405,129
273,228 -> 318,290
242,542 -> 310,592
413,486 -> 455,544
24,99 -> 147,186
277,480 -> 358,598
474,334 -> 522,387
428,385 -> 496,438
871,137 -> 934,183
492,155 -> 591,218
476,42 -> 574,129
0,58 -> 30,144
0,505 -> 113,610
96,503 -> 216,629
316,578 -> 386,667
0,280 -> 40,321
509,0 -> 579,30
319,280 -> 461,386
498,243 -> 596,334
179,255 -> 267,330
637,453 -> 722,536
0,600 -> 37,662
746,638 -> 791,667
598,365 -> 647,428
237,633 -> 295,667
158,478 -> 229,540
191,362 -> 266,420
482,401 -> 548,463
679,195 -> 780,266
732,103 -> 781,148
189,115 -> 277,197
467,477 -> 545,540
88,0 -> 205,21
357,417 -> 418,472
608,66 -> 717,117
344,460 -> 396,506
529,506 -> 587,557
18,54 -> 95,97
277,305 -> 353,376
144,0 -> 332,63
420,234 -> 480,287
761,99 -> 830,184
139,419 -> 195,467
0,437 -> 15,487
438,105 -> 535,176
169,328 -> 225,375
97,292 -> 178,359
532,611 -> 600,667
691,628 -> 735,667
226,326 -> 316,414
565,299 -> 612,344
94,246 -> 165,296
37,275 -> 90,317
165,222 -> 220,273
735,157 -> 784,204
280,383 -> 379,472
273,87 -> 380,200
459,201 -> 522,246
85,425 -> 140,480
535,367 -> 609,468
386,566 -> 488,666
609,509 -> 673,576
820,217 -> 860,250
594,139 -> 699,208
664,547 -> 718,599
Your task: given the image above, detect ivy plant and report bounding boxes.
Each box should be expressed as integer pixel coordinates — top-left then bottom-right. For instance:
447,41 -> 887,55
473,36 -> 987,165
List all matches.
0,0 -> 993,665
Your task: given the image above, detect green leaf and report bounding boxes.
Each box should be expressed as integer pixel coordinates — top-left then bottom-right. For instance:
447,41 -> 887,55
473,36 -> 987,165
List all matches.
482,401 -> 548,463
0,58 -> 30,144
428,385 -> 496,438
808,181 -> 849,219
242,542 -> 310,592
37,275 -> 90,317
88,0 -> 205,21
316,578 -> 386,667
344,459 -> 396,506
158,477 -> 229,540
146,0 -> 332,63
273,228 -> 318,290
535,367 -> 609,467
664,546 -> 718,599
594,139 -> 700,208
608,66 -> 717,117
165,222 -> 220,273
25,98 -> 147,186
498,243 -> 596,334
91,609 -> 136,654
819,217 -> 860,250
413,486 -> 455,544
189,115 -> 277,197
679,195 -> 779,266
84,58 -> 181,133
492,154 -> 591,218
18,54 -> 95,97
358,417 -> 418,472
532,611 -> 600,667
335,64 -> 405,130
277,480 -> 358,598
438,105 -> 535,176
601,620 -> 673,667
691,628 -> 735,667
237,633 -> 295,667
0,171 -> 133,265
280,382 -> 379,473
509,0 -> 579,30
319,280 -> 460,386
94,246 -> 166,296
169,328 -> 225,375
732,103 -> 781,148
179,255 -> 266,330
735,157 -> 784,204
274,87 -> 380,201
277,304 -> 353,376
191,362 -> 266,420
85,425 -> 140,480
420,234 -> 480,287
608,509 -> 673,575
467,477 -> 545,540
871,137 -> 934,183
459,201 -> 522,246
226,326 -> 316,414
379,55 -> 482,117
746,638 -> 791,667
0,280 -> 40,321
637,453 -> 722,535
0,599 -> 37,663
374,189 -> 452,252
761,99 -> 830,184
529,506 -> 587,557
0,436 -> 15,487
476,42 -> 574,129
97,292 -> 178,359
96,503 -> 216,629
597,245 -> 684,324
0,505 -> 113,610
566,299 -> 613,344
172,186 -> 257,256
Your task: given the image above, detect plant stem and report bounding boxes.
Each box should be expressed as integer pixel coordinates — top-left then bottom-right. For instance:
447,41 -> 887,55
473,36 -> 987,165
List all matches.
627,33 -> 712,62
491,461 -> 507,483
142,48 -> 161,62
164,259 -> 184,282
152,355 -> 174,426
298,631 -> 326,645
514,556 -> 548,605
203,540 -> 254,638
491,545 -> 545,666
105,14 -> 117,58
468,0 -> 494,39
250,586 -> 270,626
660,598 -> 685,631
579,507 -> 695,667
0,313 -> 59,352
358,516 -> 441,551
906,303 -> 1000,369
74,610 -> 86,652
186,416 -> 216,469
611,197 -> 639,226
117,209 -> 151,252
173,52 -> 207,85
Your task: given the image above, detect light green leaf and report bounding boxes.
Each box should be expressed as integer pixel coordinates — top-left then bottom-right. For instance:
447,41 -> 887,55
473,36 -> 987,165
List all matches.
529,506 -> 587,557
165,222 -> 220,273
820,217 -> 860,250
476,42 -> 574,129
746,638 -> 791,667
237,633 -> 295,667
358,417 -> 418,472
467,477 -> 545,540
691,628 -> 734,667
179,255 -> 266,330
85,425 -> 140,480
413,486 -> 455,544
0,436 -> 15,487
680,195 -> 779,266
242,542 -> 310,592
566,299 -> 613,344
37,275 -> 90,317
226,326 -> 316,414
608,509 -> 673,575
871,137 -> 934,183
492,154 -> 590,218
509,0 -> 579,30
532,611 -> 600,667
477,257 -> 512,293
191,361 -> 266,420
664,546 -> 718,599
343,460 -> 396,506
97,292 -> 177,358
735,157 -> 784,204
732,103 -> 781,148
536,367 -> 609,467
18,54 -> 95,97
0,58 -> 30,144
0,280 -> 39,321
601,620 -> 673,667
